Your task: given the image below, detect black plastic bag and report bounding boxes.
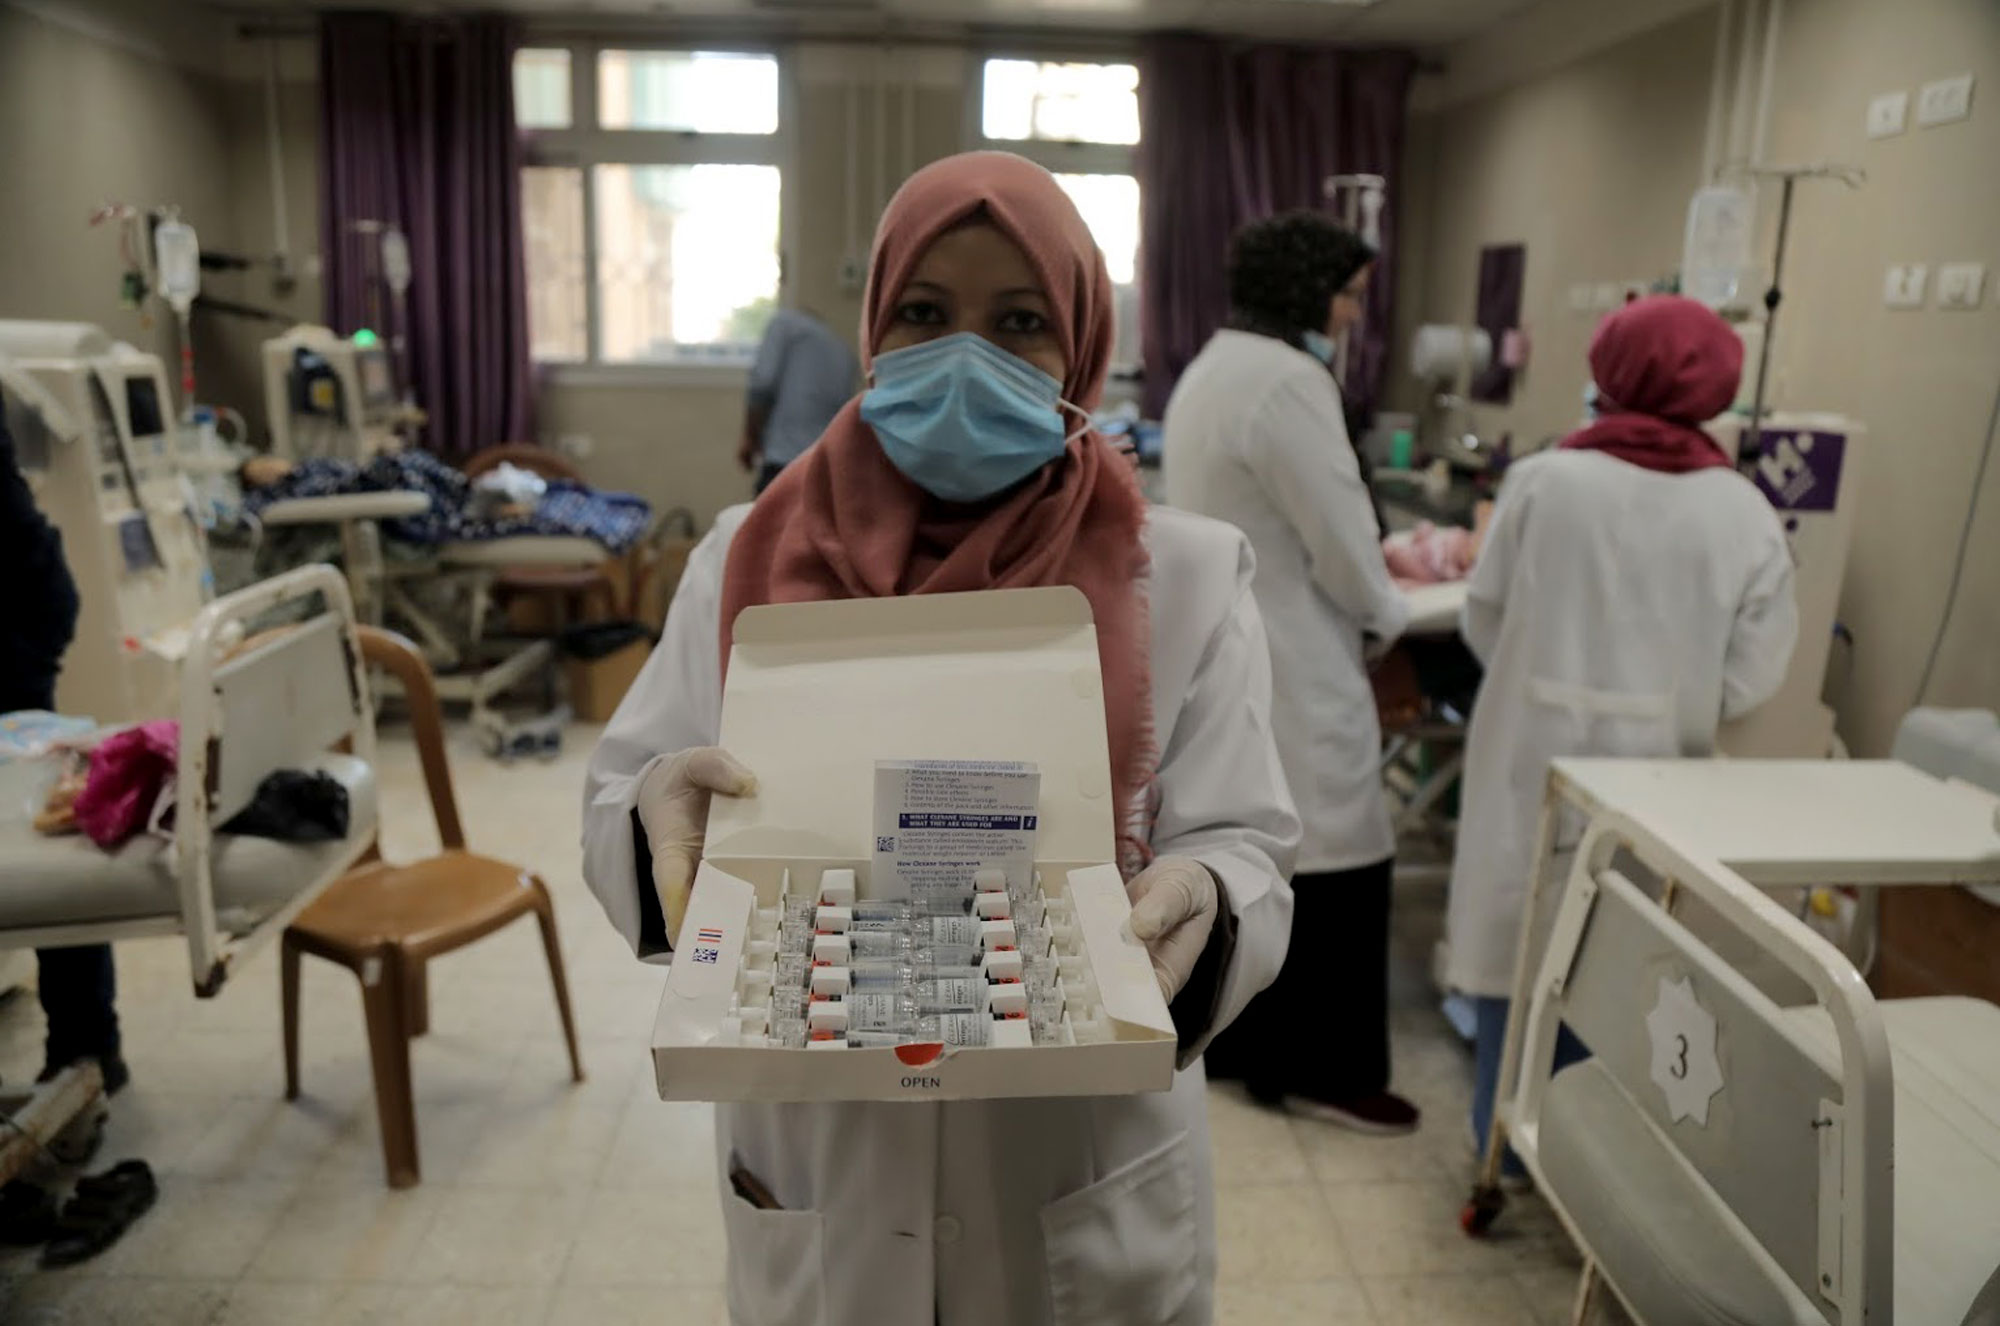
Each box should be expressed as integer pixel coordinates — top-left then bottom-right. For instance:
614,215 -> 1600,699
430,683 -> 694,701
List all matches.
223,769 -> 350,843
558,620 -> 654,662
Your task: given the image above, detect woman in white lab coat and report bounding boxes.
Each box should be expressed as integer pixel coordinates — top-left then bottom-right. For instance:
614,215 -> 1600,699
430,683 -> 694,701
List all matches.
1161,213 -> 1418,1134
1447,294 -> 1798,1156
582,152 -> 1300,1326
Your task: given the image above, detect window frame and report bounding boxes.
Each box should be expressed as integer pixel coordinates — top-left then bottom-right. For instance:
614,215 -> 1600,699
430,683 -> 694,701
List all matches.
967,52 -> 1140,176
968,53 -> 1143,375
518,40 -> 797,381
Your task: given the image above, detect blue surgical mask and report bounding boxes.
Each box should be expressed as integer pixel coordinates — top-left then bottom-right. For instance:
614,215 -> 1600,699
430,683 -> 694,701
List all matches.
1301,330 -> 1337,365
860,332 -> 1086,504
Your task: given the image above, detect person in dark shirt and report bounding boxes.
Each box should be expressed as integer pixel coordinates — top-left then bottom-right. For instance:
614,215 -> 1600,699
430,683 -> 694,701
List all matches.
0,403 -> 127,1095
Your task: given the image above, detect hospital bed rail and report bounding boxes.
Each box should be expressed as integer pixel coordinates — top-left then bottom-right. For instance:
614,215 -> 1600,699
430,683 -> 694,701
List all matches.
0,563 -> 379,998
1501,810 -> 1895,1324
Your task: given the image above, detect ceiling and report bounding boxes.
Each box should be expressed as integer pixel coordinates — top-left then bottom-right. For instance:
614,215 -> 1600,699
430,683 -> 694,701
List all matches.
207,0 -> 1548,50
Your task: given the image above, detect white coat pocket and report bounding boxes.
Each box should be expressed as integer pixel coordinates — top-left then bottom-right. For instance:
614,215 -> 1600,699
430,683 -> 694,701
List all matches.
1040,1129 -> 1199,1326
722,1187 -> 825,1326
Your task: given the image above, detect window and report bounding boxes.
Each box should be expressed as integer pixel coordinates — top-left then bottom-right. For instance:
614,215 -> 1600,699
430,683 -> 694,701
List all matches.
513,48 -> 572,130
981,60 -> 1139,146
521,166 -> 586,360
514,46 -> 784,366
977,59 -> 1143,371
598,50 -> 779,134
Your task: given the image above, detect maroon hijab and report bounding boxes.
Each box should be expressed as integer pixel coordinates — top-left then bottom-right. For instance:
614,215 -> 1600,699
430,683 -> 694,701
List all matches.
1561,295 -> 1741,474
718,152 -> 1154,859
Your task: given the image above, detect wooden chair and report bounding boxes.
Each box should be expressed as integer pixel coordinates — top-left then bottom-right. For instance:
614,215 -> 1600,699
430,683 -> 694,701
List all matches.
281,624 -> 584,1189
461,443 -> 620,629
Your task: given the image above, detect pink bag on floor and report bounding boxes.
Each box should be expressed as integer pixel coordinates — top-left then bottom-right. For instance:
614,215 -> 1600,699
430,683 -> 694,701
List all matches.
73,721 -> 180,849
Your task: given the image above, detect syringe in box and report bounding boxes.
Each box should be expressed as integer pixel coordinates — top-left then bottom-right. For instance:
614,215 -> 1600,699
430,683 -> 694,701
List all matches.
729,866 -> 1107,1051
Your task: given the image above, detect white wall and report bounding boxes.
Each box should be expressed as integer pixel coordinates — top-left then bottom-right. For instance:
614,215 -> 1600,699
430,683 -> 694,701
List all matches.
0,3 -> 235,377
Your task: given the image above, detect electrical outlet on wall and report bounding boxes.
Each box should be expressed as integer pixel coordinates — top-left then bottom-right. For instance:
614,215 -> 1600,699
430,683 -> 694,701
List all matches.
1916,73 -> 1974,127
1937,263 -> 1987,310
1865,90 -> 1908,139
1883,263 -> 1929,309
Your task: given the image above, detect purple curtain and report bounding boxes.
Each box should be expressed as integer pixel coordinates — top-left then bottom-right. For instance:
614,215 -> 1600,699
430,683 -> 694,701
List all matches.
319,12 -> 532,458
1137,36 -> 1415,420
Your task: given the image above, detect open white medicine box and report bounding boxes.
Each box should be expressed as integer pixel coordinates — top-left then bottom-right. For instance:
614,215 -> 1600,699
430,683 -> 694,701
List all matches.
650,586 -> 1177,1102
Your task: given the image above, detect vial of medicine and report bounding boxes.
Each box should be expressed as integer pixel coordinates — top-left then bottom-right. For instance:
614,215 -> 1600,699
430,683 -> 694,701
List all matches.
772,985 -> 806,1019
848,900 -> 912,930
845,1029 -> 907,1049
846,928 -> 911,960
848,961 -> 983,991
1012,896 -> 1046,929
772,1016 -> 807,1048
922,915 -> 982,949
783,896 -> 816,926
775,953 -> 809,989
912,881 -> 975,913
845,990 -> 918,1033
916,1013 -> 991,1048
914,976 -> 988,1015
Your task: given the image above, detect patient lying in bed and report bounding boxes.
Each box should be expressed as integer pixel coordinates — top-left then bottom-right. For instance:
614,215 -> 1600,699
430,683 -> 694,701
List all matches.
1380,500 -> 1496,589
241,450 -> 652,552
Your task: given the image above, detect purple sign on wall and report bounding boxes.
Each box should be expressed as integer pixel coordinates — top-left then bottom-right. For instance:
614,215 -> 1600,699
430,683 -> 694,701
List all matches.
1751,429 -> 1846,513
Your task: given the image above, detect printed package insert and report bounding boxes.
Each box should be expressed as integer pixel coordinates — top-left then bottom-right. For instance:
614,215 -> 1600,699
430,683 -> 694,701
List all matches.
651,586 -> 1177,1102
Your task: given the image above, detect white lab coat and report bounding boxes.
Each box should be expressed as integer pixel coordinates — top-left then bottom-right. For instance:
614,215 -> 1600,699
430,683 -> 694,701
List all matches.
582,503 -> 1300,1326
1161,329 -> 1409,873
1443,450 -> 1799,997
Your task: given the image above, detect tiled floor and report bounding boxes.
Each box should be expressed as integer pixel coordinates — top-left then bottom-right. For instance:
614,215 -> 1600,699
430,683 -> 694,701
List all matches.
0,722 -> 1601,1325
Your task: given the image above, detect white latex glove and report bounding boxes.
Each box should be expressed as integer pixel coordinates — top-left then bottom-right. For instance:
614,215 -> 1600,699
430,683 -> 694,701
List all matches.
1125,856 -> 1219,1004
635,747 -> 758,947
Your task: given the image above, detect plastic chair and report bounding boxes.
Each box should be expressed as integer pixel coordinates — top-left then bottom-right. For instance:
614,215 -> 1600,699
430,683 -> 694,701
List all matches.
280,624 -> 584,1189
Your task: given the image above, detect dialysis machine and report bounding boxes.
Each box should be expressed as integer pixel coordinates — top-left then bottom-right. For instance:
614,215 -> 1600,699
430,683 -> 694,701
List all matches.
1710,410 -> 1863,758
0,321 -> 211,726
261,323 -> 412,461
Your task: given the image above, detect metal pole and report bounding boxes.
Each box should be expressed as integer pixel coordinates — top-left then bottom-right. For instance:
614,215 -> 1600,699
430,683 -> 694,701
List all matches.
1744,172 -> 1794,466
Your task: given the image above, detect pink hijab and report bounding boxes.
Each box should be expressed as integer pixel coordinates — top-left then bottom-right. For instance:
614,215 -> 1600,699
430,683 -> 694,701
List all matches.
1561,295 -> 1741,474
719,152 -> 1155,857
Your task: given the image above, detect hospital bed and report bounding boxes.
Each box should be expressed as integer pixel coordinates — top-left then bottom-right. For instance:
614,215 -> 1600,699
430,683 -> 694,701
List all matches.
0,566 -> 379,1182
248,481 -> 622,739
1468,755 -> 2000,1324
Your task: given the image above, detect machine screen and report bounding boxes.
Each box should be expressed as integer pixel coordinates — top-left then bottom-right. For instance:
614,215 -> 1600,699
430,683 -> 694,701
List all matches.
118,514 -> 162,572
125,376 -> 164,438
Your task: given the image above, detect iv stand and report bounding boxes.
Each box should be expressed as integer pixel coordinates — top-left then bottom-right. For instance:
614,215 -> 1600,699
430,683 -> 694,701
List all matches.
1740,161 -> 1862,464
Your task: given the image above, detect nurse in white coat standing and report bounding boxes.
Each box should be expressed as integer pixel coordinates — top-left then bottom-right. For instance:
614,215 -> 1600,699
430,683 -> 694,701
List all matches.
1162,213 -> 1418,1134
1447,295 -> 1798,1160
581,152 -> 1300,1326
